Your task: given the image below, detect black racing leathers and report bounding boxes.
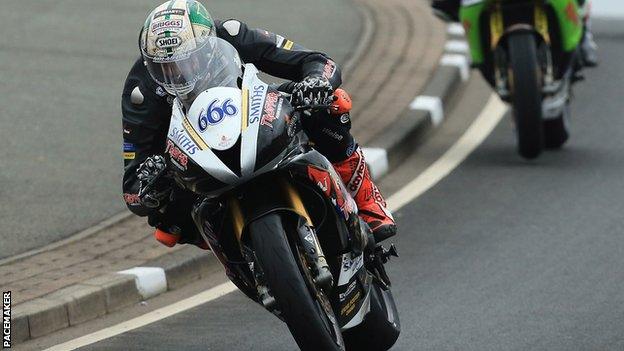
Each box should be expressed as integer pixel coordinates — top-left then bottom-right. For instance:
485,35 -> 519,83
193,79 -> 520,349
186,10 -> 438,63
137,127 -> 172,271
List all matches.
122,19 -> 356,239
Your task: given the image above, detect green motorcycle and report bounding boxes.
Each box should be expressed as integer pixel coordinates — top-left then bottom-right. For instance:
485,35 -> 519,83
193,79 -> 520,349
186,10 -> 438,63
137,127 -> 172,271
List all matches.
459,0 -> 584,158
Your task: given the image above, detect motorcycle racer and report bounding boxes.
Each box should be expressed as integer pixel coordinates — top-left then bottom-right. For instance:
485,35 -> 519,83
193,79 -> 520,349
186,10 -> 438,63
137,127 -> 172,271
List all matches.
431,0 -> 598,66
122,0 -> 396,248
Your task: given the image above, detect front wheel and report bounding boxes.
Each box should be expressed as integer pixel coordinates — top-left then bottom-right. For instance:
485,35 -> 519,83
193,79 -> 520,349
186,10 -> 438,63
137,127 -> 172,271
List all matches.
508,32 -> 544,159
249,214 -> 344,351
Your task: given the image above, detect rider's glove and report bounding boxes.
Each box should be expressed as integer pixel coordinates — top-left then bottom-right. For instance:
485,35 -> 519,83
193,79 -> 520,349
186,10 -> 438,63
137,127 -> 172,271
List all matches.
137,155 -> 172,209
291,76 -> 333,108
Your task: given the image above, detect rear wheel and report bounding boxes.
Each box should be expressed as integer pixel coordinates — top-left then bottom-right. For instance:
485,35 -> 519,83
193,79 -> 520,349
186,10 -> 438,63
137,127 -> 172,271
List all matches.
249,214 -> 344,351
508,32 -> 544,159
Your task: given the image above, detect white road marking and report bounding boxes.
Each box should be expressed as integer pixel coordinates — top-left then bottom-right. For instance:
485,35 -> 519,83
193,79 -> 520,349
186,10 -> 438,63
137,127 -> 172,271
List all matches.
388,94 -> 507,211
43,282 -> 237,351
46,94 -> 507,350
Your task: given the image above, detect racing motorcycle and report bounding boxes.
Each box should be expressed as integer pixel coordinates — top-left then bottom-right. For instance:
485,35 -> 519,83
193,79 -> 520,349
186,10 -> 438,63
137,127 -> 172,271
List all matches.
158,38 -> 400,350
458,0 -> 584,159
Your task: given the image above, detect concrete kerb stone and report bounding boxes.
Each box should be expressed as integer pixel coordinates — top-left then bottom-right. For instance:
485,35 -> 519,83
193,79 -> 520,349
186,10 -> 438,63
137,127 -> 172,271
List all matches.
10,308 -> 30,344
81,273 -> 141,313
16,297 -> 69,339
46,284 -> 107,326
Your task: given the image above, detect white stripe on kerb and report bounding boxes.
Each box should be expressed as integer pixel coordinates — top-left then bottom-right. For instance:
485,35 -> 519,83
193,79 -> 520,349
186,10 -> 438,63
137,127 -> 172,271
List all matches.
118,267 -> 167,299
447,23 -> 466,37
362,147 -> 389,180
440,54 -> 470,82
410,96 -> 444,126
444,40 -> 469,55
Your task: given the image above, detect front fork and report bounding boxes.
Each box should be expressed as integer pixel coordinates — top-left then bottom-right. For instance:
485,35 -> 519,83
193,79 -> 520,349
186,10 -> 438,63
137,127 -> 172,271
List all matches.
227,178 -> 334,306
490,2 -> 554,100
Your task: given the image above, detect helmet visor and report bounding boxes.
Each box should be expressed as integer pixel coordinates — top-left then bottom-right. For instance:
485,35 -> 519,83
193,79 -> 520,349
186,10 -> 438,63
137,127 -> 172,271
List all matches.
143,37 -> 242,98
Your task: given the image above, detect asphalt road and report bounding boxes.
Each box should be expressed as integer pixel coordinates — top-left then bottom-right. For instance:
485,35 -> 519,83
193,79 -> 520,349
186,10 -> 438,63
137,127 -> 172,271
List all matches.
0,0 -> 360,259
75,18 -> 624,351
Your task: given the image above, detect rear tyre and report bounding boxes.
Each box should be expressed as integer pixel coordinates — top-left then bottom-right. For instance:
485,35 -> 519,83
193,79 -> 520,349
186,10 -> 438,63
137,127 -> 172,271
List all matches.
343,283 -> 401,350
249,214 -> 344,351
508,32 -> 544,159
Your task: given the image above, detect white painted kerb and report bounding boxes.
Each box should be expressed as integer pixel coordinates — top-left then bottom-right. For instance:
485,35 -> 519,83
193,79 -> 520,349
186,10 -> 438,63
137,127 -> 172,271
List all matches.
118,267 -> 167,299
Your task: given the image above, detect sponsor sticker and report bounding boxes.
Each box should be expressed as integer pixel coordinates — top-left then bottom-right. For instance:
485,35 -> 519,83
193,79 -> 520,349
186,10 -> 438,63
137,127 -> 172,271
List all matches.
340,291 -> 361,316
156,36 -> 181,49
151,19 -> 183,34
169,127 -> 199,154
123,142 -> 136,152
123,193 -> 141,205
166,139 -> 189,170
249,85 -> 266,124
218,135 -> 232,148
3,291 -> 10,348
198,99 -> 238,132
322,127 -> 343,141
154,9 -> 185,18
260,92 -> 280,127
339,280 -> 358,302
322,60 -> 337,79
340,113 -> 350,124
123,152 -> 136,160
155,86 -> 167,97
565,2 -> 580,25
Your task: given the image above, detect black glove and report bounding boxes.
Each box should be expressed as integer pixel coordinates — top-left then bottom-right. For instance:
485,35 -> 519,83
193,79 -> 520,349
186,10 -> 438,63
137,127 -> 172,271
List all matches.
291,76 -> 334,108
137,155 -> 172,209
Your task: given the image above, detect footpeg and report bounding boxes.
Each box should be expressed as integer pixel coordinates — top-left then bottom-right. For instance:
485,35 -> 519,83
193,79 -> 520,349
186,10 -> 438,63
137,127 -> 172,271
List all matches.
258,285 -> 277,310
380,244 -> 399,263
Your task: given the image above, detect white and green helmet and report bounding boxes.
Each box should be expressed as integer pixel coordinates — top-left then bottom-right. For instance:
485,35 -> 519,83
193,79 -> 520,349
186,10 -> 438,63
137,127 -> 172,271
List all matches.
140,0 -> 218,98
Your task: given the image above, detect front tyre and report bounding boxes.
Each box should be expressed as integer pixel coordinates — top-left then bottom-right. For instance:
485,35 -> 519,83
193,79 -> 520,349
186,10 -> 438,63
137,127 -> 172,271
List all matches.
508,32 -> 544,159
249,214 -> 344,351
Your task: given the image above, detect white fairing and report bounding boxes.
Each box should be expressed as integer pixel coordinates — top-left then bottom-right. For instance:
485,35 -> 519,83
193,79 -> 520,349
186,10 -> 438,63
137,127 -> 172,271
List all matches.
338,253 -> 364,286
188,88 -> 243,151
166,64 -> 274,185
338,252 -> 372,330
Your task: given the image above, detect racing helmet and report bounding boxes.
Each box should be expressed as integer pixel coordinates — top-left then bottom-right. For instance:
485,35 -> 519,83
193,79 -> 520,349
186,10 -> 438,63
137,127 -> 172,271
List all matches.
140,0 -> 220,101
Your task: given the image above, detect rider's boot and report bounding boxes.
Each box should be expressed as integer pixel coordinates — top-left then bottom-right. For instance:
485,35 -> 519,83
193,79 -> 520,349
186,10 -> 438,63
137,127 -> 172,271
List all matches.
581,27 -> 599,67
332,147 -> 397,242
580,2 -> 599,67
